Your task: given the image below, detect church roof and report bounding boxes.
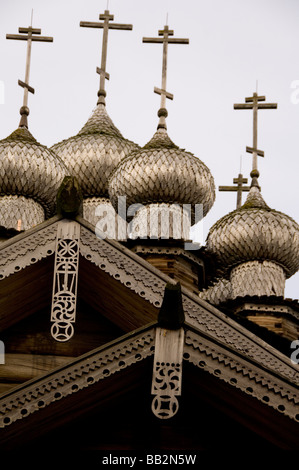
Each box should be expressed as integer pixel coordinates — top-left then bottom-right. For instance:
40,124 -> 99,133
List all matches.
0,250 -> 298,448
1,219 -> 298,361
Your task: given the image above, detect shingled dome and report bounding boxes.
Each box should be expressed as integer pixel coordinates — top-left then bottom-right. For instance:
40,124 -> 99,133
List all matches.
108,127 -> 216,221
51,103 -> 139,200
206,186 -> 299,278
0,127 -> 67,228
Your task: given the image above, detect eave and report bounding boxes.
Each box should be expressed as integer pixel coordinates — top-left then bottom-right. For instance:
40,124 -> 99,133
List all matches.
0,321 -> 298,449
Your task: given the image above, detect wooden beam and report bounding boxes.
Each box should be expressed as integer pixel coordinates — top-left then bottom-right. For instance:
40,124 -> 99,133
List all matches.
6,34 -> 53,42
79,21 -> 132,30
19,27 -> 41,34
218,186 -> 250,191
143,37 -> 189,44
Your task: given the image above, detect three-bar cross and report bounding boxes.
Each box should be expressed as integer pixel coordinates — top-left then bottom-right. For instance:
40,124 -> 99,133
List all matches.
219,173 -> 250,209
234,92 -> 277,175
80,10 -> 132,105
6,25 -> 53,128
143,25 -> 189,129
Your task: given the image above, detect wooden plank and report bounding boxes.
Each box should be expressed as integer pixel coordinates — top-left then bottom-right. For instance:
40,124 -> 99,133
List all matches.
246,95 -> 265,102
0,383 -> 18,395
246,146 -> 264,157
142,37 -> 188,44
142,254 -> 199,294
78,256 -> 159,332
6,34 -> 53,42
0,353 -> 72,383
0,257 -> 54,331
19,27 -> 41,34
1,299 -> 124,359
234,103 -> 253,109
80,21 -> 132,30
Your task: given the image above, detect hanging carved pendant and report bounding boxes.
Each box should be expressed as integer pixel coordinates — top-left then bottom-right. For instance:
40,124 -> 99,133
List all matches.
151,327 -> 184,419
50,220 -> 80,342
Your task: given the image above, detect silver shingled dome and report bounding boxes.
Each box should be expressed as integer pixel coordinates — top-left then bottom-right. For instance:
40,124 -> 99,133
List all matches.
51,104 -> 140,199
0,127 -> 67,217
108,128 -> 216,220
206,186 -> 299,278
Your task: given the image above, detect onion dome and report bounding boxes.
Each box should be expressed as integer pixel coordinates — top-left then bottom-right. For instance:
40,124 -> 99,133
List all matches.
108,23 -> 215,238
205,90 -> 299,299
51,103 -> 139,200
50,9 -> 139,227
0,128 -> 67,224
207,88 -> 299,280
108,126 -> 215,220
206,185 -> 299,279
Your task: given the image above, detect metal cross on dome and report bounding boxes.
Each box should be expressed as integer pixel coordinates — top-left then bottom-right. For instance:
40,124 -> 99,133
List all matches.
80,10 -> 132,105
143,24 -> 189,130
6,18 -> 53,128
234,91 -> 277,178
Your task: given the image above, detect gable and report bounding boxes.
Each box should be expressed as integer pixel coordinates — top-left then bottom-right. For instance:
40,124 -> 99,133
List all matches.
1,216 -> 299,381
0,215 -> 298,449
4,364 -> 290,451
0,322 -> 298,450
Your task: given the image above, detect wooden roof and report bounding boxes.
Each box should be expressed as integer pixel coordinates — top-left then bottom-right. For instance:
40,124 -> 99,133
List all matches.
0,215 -> 298,449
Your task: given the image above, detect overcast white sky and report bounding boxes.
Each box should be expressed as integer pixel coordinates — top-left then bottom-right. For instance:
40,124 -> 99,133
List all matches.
1,0 -> 299,298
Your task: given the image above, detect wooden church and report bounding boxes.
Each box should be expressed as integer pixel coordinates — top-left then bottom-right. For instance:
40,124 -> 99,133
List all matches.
0,10 -> 298,451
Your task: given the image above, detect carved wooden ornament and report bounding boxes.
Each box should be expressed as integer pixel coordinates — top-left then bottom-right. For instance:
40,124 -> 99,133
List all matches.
151,326 -> 184,419
50,220 -> 80,342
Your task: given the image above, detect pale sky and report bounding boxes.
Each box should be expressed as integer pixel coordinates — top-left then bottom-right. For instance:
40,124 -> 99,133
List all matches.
1,0 -> 299,298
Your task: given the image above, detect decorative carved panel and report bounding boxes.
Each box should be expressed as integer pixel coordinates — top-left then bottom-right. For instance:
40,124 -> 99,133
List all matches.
151,327 -> 184,419
50,220 -> 80,342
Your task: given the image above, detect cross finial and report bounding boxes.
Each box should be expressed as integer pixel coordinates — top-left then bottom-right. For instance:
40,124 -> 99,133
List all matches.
219,172 -> 250,209
6,21 -> 53,129
143,25 -> 189,130
80,10 -> 132,106
234,91 -> 277,187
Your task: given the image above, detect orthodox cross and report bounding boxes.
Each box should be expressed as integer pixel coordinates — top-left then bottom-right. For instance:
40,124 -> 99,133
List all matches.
219,173 -> 250,209
80,10 -> 132,105
234,92 -> 277,179
6,23 -> 53,128
143,25 -> 189,129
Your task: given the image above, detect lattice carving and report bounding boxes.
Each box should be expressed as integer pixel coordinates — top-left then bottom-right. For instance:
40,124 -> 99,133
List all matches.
79,225 -> 165,307
182,295 -> 299,382
50,221 -> 80,342
184,329 -> 299,420
151,327 -> 184,419
0,221 -> 58,280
